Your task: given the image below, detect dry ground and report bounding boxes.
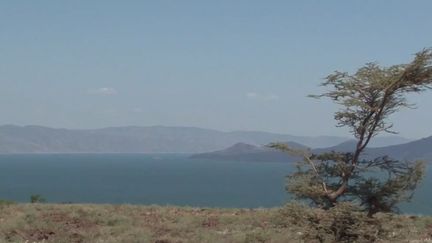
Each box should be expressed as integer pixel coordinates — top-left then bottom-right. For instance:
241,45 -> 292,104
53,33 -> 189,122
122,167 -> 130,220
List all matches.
0,202 -> 431,243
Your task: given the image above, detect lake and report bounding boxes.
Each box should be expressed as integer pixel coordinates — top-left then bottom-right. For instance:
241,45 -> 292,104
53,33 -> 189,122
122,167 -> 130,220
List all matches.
0,154 -> 430,215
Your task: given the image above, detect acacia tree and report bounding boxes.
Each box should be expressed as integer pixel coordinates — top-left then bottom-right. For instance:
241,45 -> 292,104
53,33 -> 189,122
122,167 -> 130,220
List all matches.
271,48 -> 432,216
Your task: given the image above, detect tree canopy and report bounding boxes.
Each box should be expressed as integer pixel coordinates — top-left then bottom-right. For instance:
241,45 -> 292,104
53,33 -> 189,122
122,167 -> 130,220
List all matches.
271,48 -> 432,216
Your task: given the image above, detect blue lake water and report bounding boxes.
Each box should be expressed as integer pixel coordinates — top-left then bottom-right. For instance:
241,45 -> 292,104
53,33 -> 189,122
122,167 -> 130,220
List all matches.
0,154 -> 430,215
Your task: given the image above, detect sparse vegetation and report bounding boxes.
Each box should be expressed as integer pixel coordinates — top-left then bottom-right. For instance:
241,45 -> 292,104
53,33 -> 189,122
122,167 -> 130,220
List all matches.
0,203 -> 430,243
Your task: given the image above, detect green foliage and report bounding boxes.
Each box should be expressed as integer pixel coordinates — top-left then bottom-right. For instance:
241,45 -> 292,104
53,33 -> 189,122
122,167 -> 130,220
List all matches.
353,158 -> 426,215
30,194 -> 46,203
313,48 -> 432,139
282,151 -> 426,215
271,48 -> 432,216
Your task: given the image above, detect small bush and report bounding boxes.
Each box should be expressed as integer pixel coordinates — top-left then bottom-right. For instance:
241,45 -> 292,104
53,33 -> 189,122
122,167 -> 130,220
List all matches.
30,194 -> 46,203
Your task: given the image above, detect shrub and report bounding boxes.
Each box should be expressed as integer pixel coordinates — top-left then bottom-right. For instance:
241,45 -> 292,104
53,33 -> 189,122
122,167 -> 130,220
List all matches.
274,202 -> 414,242
30,194 -> 46,203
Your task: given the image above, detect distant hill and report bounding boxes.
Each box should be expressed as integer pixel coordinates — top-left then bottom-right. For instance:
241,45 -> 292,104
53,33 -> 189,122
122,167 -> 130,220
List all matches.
0,125 -> 412,153
231,131 -> 410,149
192,136 -> 432,162
366,136 -> 432,161
365,136 -> 412,148
190,142 -> 304,162
314,136 -> 432,161
313,140 -> 358,154
226,131 -> 347,149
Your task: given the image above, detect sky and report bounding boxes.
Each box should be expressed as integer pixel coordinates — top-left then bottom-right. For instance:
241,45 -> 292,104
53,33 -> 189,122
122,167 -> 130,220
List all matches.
0,1 -> 431,138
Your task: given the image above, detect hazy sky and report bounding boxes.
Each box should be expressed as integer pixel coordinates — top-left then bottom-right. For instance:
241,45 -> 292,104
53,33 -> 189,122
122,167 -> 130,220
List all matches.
1,1 -> 431,138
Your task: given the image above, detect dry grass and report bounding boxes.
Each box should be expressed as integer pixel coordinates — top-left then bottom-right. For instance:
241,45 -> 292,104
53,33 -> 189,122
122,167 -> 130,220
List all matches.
0,202 -> 431,243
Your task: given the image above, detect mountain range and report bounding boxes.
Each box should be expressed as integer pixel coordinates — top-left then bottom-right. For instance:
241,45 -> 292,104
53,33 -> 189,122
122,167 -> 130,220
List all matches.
191,136 -> 432,162
0,125 -> 416,153
0,125 -> 411,153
